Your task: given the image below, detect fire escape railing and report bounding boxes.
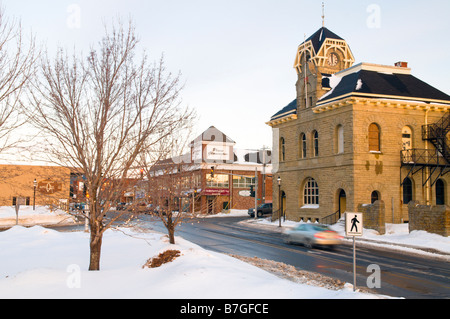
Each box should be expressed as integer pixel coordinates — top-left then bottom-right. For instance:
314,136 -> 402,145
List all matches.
422,111 -> 450,164
401,111 -> 450,187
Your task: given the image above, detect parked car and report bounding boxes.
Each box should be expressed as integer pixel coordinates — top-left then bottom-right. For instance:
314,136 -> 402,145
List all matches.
116,202 -> 127,211
283,224 -> 342,248
248,203 -> 273,218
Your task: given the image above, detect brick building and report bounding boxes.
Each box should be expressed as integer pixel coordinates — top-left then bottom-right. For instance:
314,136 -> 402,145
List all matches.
0,164 -> 71,207
267,26 -> 450,225
149,126 -> 272,215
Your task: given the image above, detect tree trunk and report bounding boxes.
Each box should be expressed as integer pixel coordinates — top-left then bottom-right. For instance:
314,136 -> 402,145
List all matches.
89,220 -> 104,271
168,226 -> 175,245
166,211 -> 176,244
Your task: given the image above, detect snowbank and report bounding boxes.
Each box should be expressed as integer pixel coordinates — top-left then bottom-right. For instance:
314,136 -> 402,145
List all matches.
0,206 -> 77,227
203,209 -> 249,218
0,226 -> 387,299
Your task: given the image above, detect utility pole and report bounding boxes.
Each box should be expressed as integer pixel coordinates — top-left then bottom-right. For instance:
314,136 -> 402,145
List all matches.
254,167 -> 258,219
262,146 -> 267,204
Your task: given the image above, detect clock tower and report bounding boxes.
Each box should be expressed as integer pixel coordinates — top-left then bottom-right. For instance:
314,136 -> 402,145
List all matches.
294,27 -> 355,110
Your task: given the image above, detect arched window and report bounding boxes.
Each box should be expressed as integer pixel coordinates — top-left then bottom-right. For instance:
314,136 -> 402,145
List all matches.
303,178 -> 319,206
336,125 -> 344,154
402,126 -> 412,151
300,133 -> 306,159
371,190 -> 380,204
313,130 -> 319,157
436,179 -> 445,205
369,123 -> 380,152
402,177 -> 413,204
280,137 -> 285,162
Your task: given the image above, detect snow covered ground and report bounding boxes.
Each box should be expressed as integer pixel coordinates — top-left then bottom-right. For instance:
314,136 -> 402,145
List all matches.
0,207 -> 448,299
0,206 -> 77,228
0,225 -> 389,299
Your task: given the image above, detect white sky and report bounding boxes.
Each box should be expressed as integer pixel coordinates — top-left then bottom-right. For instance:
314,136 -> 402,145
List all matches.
3,0 -> 450,150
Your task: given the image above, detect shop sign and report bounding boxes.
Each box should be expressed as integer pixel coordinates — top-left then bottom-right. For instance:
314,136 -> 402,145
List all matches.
203,188 -> 230,196
206,144 -> 231,161
238,190 -> 251,197
38,180 -> 62,194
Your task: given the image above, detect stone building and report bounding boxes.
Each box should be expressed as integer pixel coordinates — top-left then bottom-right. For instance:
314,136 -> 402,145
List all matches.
267,26 -> 450,225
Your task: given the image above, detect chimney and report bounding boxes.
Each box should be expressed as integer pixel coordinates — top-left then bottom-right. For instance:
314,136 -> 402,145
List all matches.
395,61 -> 408,68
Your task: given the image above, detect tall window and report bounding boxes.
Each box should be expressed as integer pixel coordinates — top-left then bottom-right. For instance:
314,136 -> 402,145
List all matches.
436,179 -> 445,205
313,130 -> 319,157
303,178 -> 319,206
300,133 -> 306,158
280,137 -> 285,162
402,178 -> 413,204
337,125 -> 344,154
369,123 -> 380,152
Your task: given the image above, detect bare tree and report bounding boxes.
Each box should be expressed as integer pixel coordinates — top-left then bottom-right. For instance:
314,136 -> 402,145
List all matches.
28,19 -> 194,271
140,123 -> 200,244
0,7 -> 37,154
147,158 -> 201,244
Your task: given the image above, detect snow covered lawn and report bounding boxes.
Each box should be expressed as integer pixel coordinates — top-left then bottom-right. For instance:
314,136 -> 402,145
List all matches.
0,225 -> 388,299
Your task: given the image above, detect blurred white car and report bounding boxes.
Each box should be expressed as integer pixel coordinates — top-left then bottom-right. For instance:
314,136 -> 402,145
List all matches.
283,224 -> 343,248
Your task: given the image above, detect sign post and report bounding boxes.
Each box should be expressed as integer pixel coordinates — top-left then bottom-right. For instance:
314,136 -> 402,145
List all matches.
345,212 -> 363,292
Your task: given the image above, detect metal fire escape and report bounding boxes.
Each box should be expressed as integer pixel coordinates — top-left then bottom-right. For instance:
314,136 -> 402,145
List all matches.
401,111 -> 450,187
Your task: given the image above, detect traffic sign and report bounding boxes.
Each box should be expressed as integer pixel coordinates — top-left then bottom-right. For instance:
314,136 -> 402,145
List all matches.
345,212 -> 363,237
345,212 -> 363,292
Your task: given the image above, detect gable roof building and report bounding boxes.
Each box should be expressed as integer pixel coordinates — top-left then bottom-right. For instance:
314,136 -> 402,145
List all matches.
149,126 -> 272,215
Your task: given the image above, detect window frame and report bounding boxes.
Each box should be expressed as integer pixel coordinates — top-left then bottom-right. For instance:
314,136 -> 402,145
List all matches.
436,179 -> 445,205
402,177 -> 413,204
303,178 -> 319,206
300,133 -> 307,159
337,124 -> 344,154
232,175 -> 256,188
206,174 -> 229,188
280,137 -> 285,162
313,130 -> 319,157
369,123 -> 381,152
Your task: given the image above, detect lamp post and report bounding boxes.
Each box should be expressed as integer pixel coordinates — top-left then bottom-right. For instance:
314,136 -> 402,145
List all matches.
33,179 -> 37,210
277,176 -> 281,227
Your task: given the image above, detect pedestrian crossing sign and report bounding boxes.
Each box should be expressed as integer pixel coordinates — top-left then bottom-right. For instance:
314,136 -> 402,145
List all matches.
345,212 -> 363,236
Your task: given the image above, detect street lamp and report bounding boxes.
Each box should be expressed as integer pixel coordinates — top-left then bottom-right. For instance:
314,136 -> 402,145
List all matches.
33,179 -> 37,210
277,176 -> 281,227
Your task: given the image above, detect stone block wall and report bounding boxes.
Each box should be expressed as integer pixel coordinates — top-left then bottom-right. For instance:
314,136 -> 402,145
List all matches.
408,201 -> 450,237
357,200 -> 386,235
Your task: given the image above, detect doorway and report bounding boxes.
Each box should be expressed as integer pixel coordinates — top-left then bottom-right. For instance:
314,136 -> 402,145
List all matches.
207,196 -> 214,214
402,126 -> 412,161
338,189 -> 346,218
281,191 -> 286,220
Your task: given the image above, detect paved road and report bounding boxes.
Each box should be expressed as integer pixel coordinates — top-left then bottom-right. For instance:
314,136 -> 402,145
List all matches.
134,215 -> 450,299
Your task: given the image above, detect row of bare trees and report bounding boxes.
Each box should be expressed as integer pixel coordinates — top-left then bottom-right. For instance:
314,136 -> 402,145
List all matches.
0,8 -> 196,271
